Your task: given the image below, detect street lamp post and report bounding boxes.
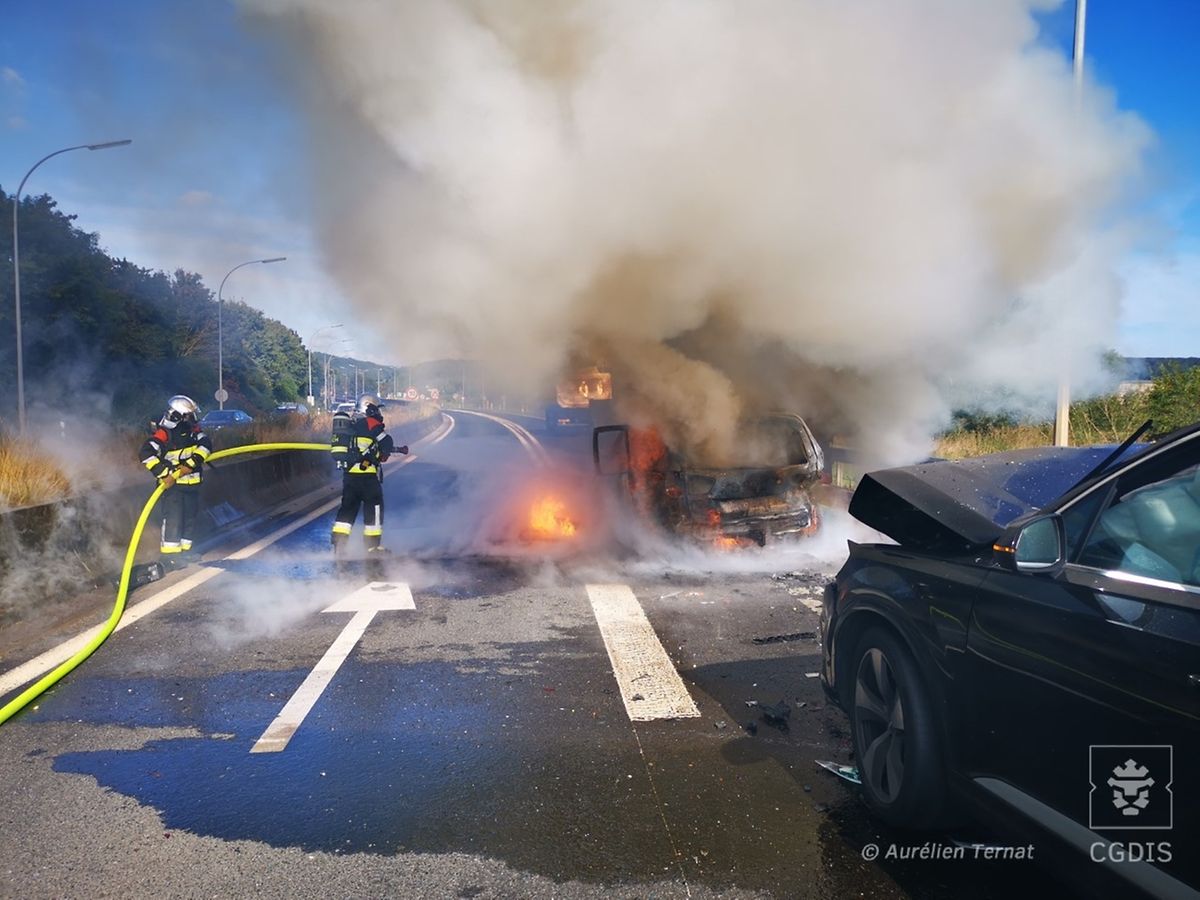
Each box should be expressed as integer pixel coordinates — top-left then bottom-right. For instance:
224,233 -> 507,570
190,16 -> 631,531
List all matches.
306,323 -> 342,408
1054,0 -> 1087,448
216,256 -> 286,409
324,339 -> 353,409
11,139 -> 132,434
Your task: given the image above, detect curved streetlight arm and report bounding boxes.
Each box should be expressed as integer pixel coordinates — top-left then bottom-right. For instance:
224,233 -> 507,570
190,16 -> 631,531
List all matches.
306,323 -> 343,405
12,139 -> 132,434
216,256 -> 286,409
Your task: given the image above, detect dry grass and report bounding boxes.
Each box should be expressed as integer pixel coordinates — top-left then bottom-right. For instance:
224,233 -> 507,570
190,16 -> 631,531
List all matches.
0,438 -> 73,510
934,423 -> 1054,459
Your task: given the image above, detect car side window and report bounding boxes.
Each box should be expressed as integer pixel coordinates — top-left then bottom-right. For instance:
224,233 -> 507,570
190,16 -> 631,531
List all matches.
1061,487 -> 1110,561
1077,462 -> 1200,587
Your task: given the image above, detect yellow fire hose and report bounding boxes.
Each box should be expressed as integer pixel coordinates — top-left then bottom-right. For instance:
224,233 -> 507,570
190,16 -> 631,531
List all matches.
0,442 -> 329,726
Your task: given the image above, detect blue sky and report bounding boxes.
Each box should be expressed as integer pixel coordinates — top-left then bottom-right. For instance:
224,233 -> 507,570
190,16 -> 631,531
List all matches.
2,0 -> 1199,364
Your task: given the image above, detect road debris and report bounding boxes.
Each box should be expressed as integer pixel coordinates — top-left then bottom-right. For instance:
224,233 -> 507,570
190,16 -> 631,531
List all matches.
815,759 -> 861,784
751,631 -> 816,645
758,700 -> 791,722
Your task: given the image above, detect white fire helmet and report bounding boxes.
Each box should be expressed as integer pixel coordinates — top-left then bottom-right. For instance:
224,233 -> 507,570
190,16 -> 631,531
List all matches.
356,393 -> 382,416
162,395 -> 200,429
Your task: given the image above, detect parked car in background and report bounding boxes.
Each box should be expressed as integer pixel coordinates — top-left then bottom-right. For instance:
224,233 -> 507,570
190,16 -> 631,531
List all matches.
199,409 -> 253,431
274,402 -> 309,416
334,402 -> 355,416
820,422 -> 1200,897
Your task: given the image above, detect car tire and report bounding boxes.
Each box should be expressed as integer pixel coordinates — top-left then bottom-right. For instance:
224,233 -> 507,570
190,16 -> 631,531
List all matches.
849,627 -> 947,829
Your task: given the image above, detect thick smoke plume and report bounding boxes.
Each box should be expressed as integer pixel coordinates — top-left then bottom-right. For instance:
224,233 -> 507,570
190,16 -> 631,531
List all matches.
243,0 -> 1148,464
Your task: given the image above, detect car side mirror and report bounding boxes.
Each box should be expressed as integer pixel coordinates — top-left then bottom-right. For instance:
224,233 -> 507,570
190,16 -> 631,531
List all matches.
995,515 -> 1065,574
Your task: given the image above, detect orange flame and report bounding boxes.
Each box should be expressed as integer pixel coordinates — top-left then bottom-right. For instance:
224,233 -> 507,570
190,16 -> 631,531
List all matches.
629,428 -> 667,474
528,495 -> 578,539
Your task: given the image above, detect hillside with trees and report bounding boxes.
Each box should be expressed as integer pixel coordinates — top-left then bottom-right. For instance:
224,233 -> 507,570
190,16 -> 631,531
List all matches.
0,189 -> 342,430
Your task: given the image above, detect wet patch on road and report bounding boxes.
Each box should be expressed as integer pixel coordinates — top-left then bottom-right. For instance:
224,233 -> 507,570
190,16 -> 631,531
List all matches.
49,653 -> 682,884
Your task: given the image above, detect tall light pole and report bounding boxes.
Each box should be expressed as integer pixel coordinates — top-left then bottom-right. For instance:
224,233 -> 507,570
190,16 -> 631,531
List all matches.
216,256 -> 286,409
306,323 -> 342,407
11,139 -> 132,434
1054,0 -> 1087,448
324,339 -> 353,408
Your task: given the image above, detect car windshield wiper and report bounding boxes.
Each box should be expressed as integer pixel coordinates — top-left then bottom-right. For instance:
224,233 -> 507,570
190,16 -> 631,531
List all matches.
1065,419 -> 1153,493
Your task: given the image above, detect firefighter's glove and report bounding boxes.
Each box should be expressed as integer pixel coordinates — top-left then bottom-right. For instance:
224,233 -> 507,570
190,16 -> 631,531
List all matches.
398,445 -> 409,455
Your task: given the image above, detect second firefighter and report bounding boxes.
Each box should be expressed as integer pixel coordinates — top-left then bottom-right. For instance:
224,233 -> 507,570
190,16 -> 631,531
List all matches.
330,393 -> 406,554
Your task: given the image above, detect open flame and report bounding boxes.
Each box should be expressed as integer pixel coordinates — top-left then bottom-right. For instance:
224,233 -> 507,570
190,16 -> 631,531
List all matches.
528,494 -> 578,540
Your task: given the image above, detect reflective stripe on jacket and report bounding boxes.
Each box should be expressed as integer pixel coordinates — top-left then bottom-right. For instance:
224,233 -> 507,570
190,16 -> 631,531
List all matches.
139,425 -> 212,485
344,415 -> 394,476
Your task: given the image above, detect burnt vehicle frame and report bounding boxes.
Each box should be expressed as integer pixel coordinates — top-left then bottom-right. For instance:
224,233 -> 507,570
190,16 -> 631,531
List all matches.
593,412 -> 825,545
819,421 -> 1200,898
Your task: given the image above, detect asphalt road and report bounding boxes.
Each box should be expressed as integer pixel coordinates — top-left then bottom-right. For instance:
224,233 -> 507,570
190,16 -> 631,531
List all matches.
0,411 -> 1079,899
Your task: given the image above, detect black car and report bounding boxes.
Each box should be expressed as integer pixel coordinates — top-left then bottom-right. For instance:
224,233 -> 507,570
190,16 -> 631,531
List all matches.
199,409 -> 254,431
820,423 -> 1200,898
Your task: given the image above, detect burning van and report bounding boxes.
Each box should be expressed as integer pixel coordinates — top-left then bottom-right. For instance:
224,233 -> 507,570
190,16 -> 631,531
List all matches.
545,366 -> 614,434
594,413 -> 825,547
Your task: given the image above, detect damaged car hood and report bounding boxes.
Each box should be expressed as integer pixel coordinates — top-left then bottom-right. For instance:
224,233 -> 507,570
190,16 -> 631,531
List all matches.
849,445 -> 1137,552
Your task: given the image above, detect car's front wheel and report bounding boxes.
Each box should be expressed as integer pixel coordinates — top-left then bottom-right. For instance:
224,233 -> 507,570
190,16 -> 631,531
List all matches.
850,627 -> 947,828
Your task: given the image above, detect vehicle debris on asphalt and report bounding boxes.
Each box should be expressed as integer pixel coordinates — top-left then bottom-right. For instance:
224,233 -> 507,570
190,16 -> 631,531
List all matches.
751,631 -> 816,645
815,759 -> 861,784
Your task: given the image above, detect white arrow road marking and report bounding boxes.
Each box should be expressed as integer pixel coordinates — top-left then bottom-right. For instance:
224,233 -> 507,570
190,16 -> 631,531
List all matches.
586,584 -> 699,722
250,582 -> 415,753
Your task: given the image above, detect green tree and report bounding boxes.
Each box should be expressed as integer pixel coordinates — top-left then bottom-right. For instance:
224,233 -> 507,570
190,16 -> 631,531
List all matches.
0,187 -> 332,431
1146,363 -> 1200,436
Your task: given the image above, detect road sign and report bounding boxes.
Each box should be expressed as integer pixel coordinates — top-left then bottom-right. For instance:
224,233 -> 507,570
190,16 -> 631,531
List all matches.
251,582 -> 415,753
214,388 -> 229,403
405,387 -> 418,400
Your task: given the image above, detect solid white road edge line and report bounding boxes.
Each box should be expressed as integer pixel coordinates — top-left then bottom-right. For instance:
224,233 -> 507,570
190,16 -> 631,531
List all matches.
585,583 -> 700,722
250,581 -> 416,753
0,420 -> 451,698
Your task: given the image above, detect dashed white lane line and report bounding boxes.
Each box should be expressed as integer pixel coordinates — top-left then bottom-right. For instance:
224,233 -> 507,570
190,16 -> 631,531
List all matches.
585,584 -> 700,722
251,582 -> 416,753
0,419 -> 452,700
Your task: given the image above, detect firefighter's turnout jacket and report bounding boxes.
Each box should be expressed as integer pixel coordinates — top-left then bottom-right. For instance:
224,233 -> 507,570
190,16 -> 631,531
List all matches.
140,422 -> 213,485
335,413 -> 395,477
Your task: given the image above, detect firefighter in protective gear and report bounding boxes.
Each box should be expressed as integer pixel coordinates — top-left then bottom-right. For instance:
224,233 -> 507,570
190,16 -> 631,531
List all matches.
139,395 -> 212,559
331,393 -> 406,554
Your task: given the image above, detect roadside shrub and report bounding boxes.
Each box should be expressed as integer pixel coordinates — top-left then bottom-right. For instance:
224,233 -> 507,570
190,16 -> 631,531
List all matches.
0,438 -> 72,510
1146,363 -> 1200,436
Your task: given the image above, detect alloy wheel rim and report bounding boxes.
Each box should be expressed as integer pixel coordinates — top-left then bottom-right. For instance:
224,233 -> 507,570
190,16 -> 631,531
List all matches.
854,647 -> 906,803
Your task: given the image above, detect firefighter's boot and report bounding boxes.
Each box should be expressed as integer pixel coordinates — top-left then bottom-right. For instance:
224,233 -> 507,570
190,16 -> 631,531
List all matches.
365,542 -> 390,578
331,531 -> 349,558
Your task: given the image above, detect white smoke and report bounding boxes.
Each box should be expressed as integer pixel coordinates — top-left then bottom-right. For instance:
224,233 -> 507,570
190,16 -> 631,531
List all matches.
240,0 -> 1149,465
